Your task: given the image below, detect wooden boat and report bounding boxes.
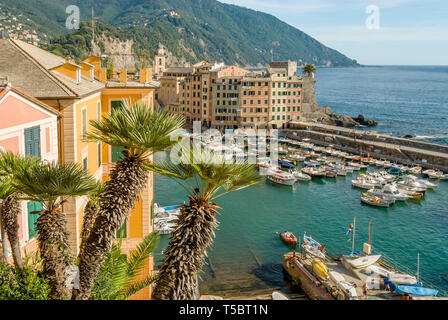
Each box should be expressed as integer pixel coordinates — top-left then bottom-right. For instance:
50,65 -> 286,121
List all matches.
361,194 -> 391,207
271,290 -> 290,300
280,231 -> 297,244
312,259 -> 328,280
352,178 -> 375,190
346,254 -> 381,269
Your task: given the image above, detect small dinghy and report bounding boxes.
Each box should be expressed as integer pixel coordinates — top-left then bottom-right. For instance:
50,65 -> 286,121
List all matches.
361,194 -> 392,207
293,171 -> 311,181
328,271 -> 358,300
388,272 -> 418,285
271,291 -> 290,300
346,254 -> 381,269
280,231 -> 297,244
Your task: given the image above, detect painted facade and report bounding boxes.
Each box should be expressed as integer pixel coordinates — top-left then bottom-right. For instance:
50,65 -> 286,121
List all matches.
0,84 -> 61,258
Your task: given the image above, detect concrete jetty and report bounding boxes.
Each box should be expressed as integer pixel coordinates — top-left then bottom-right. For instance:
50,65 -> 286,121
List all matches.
282,122 -> 448,172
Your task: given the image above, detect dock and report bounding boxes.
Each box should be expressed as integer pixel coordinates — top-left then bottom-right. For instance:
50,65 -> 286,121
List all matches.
282,122 -> 448,172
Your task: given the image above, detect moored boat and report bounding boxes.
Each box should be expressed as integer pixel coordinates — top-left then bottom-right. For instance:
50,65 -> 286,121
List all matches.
280,231 -> 298,244
345,254 -> 382,269
361,194 -> 392,207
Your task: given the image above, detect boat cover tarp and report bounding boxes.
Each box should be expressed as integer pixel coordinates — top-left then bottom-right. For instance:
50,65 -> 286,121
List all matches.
395,285 -> 438,296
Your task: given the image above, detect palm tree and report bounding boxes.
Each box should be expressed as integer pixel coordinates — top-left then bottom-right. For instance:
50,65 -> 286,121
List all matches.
72,101 -> 184,300
302,64 -> 316,78
91,232 -> 160,300
146,143 -> 262,300
0,151 -> 39,271
13,161 -> 98,299
79,181 -> 105,258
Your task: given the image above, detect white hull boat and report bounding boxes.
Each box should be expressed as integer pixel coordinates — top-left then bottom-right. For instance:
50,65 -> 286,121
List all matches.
271,291 -> 290,300
266,169 -> 296,186
352,179 -> 375,189
388,272 -> 418,285
294,171 -> 311,181
345,254 -> 381,269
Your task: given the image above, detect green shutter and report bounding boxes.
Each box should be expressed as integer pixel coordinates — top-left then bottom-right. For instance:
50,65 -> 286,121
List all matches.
111,101 -> 124,163
27,201 -> 43,238
24,126 -> 41,158
116,219 -> 127,238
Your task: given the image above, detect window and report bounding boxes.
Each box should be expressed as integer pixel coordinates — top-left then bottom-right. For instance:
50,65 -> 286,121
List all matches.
81,107 -> 87,140
24,126 -> 41,158
97,101 -> 101,121
97,142 -> 101,168
82,156 -> 88,171
111,101 -> 125,162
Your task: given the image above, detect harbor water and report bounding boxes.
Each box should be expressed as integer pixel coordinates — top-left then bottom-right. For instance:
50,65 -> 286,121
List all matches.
154,66 -> 448,297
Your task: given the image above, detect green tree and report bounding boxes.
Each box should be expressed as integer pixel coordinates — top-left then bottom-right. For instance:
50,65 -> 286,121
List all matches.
13,161 -> 98,299
302,64 -> 316,77
72,101 -> 184,300
91,232 -> 160,300
147,144 -> 261,300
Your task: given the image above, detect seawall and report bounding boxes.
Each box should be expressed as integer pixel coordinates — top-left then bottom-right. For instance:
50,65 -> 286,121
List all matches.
281,122 -> 448,172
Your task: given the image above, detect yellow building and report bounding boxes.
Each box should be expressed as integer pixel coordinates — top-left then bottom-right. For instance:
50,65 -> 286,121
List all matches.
1,39 -> 158,299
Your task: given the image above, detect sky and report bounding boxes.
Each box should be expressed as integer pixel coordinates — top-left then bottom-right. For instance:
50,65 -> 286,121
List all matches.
218,0 -> 448,65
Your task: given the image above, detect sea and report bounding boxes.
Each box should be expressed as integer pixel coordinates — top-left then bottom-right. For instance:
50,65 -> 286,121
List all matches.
153,66 -> 448,298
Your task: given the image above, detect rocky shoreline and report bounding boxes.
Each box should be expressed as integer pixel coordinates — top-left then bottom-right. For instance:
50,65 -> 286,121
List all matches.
317,113 -> 378,128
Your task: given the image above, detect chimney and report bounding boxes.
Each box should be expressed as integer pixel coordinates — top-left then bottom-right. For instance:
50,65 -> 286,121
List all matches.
140,68 -> 152,84
65,58 -> 70,64
119,69 -> 127,83
98,68 -> 107,83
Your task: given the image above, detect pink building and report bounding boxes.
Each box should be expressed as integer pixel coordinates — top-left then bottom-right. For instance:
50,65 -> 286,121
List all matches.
0,83 -> 61,259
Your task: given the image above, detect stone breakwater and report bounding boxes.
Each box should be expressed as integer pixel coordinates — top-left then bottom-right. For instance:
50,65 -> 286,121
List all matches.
282,122 -> 448,171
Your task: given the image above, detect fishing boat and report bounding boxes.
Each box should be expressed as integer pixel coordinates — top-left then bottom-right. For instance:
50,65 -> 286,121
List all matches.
367,184 -> 410,201
303,233 -> 326,260
360,194 -> 392,207
325,168 -> 337,178
280,231 -> 298,244
422,169 -> 444,179
271,291 -> 291,300
302,166 -> 326,178
361,157 -> 375,165
396,186 -> 424,199
396,176 -> 427,193
351,178 -> 375,190
293,171 -> 311,181
278,159 -> 296,169
312,259 -> 328,280
345,254 -> 382,269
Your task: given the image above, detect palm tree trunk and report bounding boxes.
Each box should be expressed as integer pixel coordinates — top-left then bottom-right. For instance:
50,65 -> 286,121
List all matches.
36,208 -> 72,299
0,209 -> 8,264
152,196 -> 219,300
72,155 -> 149,300
0,193 -> 24,270
79,200 -> 99,257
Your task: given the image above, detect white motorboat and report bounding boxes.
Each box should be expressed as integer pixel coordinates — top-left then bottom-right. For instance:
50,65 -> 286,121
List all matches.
388,272 -> 418,285
408,166 -> 422,175
422,169 -> 444,179
406,175 -> 438,189
293,171 -> 311,181
345,254 -> 382,269
441,174 -> 448,181
302,166 -> 326,178
303,233 -> 326,260
271,291 -> 290,300
396,176 -> 428,192
266,169 -> 296,186
352,178 -> 375,190
154,220 -> 177,235
367,184 -> 410,201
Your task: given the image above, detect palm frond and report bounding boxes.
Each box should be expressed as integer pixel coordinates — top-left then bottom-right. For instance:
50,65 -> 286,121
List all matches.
124,276 -> 157,299
144,142 -> 262,200
12,161 -> 98,210
87,101 -> 185,157
0,177 -> 15,199
0,151 -> 39,177
126,232 -> 160,281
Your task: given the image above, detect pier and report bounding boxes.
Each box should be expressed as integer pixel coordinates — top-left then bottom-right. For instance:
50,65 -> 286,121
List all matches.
282,122 -> 448,172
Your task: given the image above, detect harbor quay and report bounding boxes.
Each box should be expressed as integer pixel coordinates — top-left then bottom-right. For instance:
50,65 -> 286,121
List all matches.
282,122 -> 448,172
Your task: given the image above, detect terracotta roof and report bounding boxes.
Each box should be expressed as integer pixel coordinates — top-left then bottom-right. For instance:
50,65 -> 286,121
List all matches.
0,84 -> 62,117
0,39 -> 105,99
164,67 -> 193,74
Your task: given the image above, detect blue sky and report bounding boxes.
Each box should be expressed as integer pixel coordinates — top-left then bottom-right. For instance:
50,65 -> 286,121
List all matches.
218,0 -> 448,65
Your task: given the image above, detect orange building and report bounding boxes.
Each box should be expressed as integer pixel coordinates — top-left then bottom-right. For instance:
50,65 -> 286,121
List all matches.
0,38 -> 157,299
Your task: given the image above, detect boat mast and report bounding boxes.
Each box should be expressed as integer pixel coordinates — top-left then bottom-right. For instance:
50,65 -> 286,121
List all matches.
417,252 -> 420,282
368,217 -> 371,245
352,216 -> 356,254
